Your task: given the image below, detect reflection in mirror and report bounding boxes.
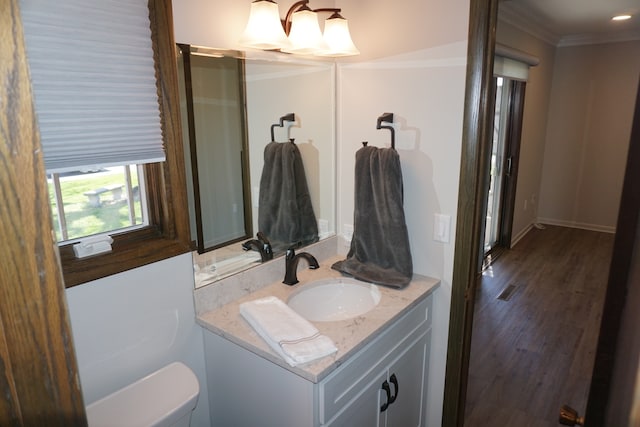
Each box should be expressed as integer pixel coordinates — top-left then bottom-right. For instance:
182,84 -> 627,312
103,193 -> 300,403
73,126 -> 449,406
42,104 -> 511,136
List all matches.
177,45 -> 252,253
258,115 -> 319,253
179,48 -> 336,287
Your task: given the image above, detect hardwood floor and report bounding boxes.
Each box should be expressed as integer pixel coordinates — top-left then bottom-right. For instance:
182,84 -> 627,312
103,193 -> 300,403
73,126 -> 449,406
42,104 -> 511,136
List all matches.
464,225 -> 614,426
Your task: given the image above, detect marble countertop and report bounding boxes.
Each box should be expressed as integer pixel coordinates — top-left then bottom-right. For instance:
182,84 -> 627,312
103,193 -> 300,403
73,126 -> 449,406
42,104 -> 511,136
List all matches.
196,255 -> 440,383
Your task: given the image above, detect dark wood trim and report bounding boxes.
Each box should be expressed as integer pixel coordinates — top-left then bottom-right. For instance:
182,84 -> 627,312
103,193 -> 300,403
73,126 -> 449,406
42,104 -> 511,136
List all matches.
238,58 -> 254,244
176,43 -> 205,253
0,0 -> 85,423
147,0 -> 191,248
58,226 -> 189,287
176,46 -> 253,254
498,79 -> 526,248
59,0 -> 191,287
585,78 -> 640,426
442,1 -> 499,425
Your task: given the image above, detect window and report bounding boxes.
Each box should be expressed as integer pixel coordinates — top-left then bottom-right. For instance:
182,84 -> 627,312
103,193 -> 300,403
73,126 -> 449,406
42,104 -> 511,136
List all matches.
25,0 -> 191,287
48,165 -> 147,242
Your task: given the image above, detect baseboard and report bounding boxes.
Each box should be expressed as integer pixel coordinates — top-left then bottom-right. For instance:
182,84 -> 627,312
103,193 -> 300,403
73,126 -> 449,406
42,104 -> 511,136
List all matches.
535,217 -> 616,234
510,223 -> 534,248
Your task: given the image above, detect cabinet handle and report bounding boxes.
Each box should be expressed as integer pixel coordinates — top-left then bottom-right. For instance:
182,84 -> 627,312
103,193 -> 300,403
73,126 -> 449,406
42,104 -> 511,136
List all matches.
380,380 -> 391,412
389,373 -> 399,404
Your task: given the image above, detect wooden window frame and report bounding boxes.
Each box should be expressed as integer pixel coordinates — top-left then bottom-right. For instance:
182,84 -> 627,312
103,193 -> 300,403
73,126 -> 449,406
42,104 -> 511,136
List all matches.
58,0 -> 191,288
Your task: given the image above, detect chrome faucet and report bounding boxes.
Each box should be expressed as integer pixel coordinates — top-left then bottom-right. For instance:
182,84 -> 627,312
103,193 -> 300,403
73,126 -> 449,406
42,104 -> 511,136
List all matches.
242,232 -> 273,262
283,247 -> 319,285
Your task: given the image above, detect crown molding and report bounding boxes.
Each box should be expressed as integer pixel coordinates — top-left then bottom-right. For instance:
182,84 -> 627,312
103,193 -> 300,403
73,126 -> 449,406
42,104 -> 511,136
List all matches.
558,30 -> 640,47
498,2 -> 560,46
499,1 -> 640,47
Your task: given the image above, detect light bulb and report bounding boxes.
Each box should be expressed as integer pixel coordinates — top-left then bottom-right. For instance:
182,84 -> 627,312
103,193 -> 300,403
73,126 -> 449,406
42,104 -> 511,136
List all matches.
283,6 -> 327,55
239,1 -> 289,50
319,13 -> 359,57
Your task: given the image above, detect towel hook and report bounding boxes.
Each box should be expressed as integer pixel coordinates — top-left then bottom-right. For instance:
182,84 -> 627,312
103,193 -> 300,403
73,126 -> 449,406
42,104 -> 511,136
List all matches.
270,113 -> 296,142
376,112 -> 395,149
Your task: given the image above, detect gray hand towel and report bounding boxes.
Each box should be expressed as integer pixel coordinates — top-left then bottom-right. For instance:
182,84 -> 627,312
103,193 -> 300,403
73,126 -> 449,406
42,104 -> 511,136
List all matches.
332,145 -> 413,288
258,141 -> 319,252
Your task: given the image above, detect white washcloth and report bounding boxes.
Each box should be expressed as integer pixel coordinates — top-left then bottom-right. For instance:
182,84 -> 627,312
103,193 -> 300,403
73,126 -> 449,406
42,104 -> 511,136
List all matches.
239,296 -> 338,367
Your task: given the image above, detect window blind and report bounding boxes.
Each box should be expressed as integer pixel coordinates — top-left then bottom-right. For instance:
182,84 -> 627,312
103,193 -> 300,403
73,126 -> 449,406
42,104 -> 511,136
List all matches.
494,56 -> 530,81
20,0 -> 165,173
494,44 -> 539,82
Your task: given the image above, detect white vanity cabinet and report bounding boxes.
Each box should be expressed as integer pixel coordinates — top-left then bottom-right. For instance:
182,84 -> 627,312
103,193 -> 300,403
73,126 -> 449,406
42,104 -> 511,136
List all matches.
203,294 -> 432,427
323,332 -> 429,426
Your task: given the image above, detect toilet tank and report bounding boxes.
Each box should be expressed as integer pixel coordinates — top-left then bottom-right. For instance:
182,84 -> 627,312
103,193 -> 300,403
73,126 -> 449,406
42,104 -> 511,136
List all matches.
86,362 -> 199,427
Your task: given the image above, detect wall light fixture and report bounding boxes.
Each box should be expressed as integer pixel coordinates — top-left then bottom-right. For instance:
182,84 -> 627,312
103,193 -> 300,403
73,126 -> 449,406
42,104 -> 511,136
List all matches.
240,0 -> 360,57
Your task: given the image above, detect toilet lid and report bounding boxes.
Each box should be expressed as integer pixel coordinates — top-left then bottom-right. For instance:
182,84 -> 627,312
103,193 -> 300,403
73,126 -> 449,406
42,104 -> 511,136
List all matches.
86,362 -> 199,427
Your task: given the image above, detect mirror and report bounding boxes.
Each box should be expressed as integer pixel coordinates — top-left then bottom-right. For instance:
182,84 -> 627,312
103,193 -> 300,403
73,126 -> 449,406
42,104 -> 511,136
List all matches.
177,46 -> 336,287
177,45 -> 253,253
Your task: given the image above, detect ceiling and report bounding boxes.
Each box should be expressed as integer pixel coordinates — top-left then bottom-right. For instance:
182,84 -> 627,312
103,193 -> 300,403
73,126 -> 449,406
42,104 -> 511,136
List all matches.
499,0 -> 640,45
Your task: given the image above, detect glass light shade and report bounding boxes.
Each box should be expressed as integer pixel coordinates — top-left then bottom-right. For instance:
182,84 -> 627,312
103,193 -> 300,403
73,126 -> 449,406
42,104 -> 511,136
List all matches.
320,14 -> 360,57
283,8 -> 327,55
239,0 -> 289,50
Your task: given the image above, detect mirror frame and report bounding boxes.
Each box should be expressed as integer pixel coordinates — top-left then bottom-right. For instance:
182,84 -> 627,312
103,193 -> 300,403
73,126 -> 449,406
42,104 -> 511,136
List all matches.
177,44 -> 254,254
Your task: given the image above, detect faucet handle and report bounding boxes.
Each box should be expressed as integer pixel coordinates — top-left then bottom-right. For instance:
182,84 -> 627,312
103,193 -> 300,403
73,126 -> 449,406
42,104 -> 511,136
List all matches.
286,246 -> 296,259
241,239 -> 256,251
257,232 -> 273,260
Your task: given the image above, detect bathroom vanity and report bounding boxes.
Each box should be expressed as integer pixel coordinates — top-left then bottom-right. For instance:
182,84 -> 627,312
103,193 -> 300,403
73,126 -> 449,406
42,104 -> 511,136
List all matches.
196,252 -> 439,426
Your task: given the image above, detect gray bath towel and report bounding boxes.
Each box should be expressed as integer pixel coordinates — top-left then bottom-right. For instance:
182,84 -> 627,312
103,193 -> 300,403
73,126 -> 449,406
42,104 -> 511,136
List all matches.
258,141 -> 318,252
332,145 -> 413,288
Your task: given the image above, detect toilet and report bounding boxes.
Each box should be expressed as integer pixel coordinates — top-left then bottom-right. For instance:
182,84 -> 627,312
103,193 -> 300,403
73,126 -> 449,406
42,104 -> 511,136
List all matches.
86,362 -> 199,427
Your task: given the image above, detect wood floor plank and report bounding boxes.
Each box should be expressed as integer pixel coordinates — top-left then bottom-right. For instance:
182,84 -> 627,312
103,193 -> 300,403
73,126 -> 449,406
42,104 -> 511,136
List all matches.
464,225 -> 613,426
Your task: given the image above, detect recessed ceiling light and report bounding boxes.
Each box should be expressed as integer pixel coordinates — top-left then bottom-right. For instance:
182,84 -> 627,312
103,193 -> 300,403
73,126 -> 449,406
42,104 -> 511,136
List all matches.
612,14 -> 632,21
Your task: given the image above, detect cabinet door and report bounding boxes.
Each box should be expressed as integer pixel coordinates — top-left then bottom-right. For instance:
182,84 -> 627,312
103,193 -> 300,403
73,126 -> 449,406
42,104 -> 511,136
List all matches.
325,371 -> 386,427
385,332 -> 429,427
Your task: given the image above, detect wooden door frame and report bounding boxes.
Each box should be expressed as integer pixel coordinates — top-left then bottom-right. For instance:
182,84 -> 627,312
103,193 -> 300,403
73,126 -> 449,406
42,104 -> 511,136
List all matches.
0,0 -> 86,424
442,1 -> 499,425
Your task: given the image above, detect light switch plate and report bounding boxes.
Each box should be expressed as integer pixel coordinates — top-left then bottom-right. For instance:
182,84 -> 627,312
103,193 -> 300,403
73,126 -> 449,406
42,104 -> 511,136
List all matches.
434,213 -> 451,243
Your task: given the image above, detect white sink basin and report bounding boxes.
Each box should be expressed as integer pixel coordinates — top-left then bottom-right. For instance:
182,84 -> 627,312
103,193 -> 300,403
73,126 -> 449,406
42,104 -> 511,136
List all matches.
287,277 -> 381,322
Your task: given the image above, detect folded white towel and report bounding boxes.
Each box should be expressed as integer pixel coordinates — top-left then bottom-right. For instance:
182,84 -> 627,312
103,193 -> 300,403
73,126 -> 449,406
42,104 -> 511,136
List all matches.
239,296 -> 338,367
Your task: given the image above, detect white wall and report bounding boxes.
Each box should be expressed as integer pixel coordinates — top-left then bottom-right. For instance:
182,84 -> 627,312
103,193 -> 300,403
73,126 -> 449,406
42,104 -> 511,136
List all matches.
336,1 -> 469,425
495,20 -> 556,242
66,254 -> 211,427
538,41 -> 640,232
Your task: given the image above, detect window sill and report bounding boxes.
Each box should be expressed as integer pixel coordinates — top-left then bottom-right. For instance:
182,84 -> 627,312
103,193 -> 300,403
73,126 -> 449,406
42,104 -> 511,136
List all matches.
58,226 -> 191,288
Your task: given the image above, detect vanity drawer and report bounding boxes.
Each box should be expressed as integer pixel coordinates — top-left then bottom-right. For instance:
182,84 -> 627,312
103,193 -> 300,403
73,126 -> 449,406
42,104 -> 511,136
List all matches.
318,295 -> 432,424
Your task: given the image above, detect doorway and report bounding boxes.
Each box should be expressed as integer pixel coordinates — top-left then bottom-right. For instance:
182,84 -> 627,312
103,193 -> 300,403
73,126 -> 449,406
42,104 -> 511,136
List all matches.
443,2 -> 640,425
484,76 -> 525,259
